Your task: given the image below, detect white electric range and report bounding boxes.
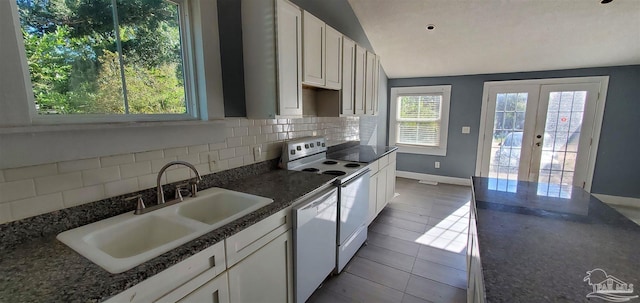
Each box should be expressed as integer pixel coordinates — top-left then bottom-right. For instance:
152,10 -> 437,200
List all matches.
282,136 -> 370,302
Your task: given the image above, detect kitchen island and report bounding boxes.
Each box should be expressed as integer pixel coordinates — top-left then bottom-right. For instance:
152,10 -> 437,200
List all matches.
470,177 -> 640,302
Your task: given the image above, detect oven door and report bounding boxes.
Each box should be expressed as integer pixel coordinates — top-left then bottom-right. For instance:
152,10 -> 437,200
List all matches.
338,169 -> 370,245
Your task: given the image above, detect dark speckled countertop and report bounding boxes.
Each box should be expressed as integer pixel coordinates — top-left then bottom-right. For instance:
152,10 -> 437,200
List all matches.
472,177 -> 640,303
0,169 -> 335,302
328,145 -> 397,163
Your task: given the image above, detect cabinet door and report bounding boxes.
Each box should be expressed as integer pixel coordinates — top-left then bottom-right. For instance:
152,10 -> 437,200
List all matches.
302,11 -> 325,87
324,25 -> 342,90
172,273 -> 230,303
341,37 -> 356,116
228,231 -> 293,303
386,160 -> 396,204
354,45 -> 366,115
375,167 -> 387,215
364,51 -> 376,115
368,171 -> 378,225
276,0 -> 303,117
373,55 -> 380,115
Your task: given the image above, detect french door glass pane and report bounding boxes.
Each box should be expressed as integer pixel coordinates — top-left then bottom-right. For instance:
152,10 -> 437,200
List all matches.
488,92 -> 528,180
538,91 -> 586,186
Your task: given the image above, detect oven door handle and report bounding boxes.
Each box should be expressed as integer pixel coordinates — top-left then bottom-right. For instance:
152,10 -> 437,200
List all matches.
340,169 -> 371,187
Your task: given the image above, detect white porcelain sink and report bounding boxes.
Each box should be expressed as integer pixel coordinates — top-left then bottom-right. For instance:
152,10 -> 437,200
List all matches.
57,187 -> 273,273
178,190 -> 273,225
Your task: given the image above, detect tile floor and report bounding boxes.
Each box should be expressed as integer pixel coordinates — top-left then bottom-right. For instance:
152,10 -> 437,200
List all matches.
308,177 -> 472,303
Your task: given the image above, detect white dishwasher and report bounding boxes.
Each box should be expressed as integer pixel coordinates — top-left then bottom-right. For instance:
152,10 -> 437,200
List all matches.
293,187 -> 338,303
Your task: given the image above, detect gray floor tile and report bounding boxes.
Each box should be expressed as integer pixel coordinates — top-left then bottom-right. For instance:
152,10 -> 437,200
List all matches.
306,287 -> 354,303
369,221 -> 424,242
402,293 -> 435,303
417,245 -> 467,271
412,258 -> 467,289
345,256 -> 411,291
379,207 -> 431,224
357,242 -> 416,272
373,213 -> 428,233
367,230 -> 421,257
405,274 -> 467,303
324,272 -> 405,303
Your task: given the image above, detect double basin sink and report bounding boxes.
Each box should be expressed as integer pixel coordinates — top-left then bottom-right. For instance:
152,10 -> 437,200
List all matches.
57,187 -> 273,274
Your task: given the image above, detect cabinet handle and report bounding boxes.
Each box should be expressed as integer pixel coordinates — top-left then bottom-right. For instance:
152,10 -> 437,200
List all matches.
209,255 -> 216,268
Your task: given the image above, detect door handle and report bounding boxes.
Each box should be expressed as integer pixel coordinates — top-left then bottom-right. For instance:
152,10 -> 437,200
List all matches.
536,142 -> 541,147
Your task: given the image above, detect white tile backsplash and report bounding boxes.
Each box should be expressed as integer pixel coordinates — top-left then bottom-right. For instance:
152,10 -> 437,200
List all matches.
10,193 -> 64,221
120,162 -> 152,179
82,167 -> 121,186
104,178 -> 139,197
0,179 -> 36,203
0,116 -> 359,223
58,158 -> 100,173
62,185 -> 105,208
35,172 -> 82,195
100,154 -> 135,167
4,163 -> 58,182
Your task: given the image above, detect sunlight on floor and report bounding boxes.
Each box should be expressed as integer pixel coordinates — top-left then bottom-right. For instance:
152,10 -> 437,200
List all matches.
415,201 -> 470,253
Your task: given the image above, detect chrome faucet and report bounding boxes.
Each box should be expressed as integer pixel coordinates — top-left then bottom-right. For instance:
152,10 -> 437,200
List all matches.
156,161 -> 202,205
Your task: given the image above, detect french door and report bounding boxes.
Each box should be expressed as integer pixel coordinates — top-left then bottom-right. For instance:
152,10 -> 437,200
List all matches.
478,80 -> 602,189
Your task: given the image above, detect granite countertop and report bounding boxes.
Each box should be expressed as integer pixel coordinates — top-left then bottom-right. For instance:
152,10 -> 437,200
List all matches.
0,169 -> 335,302
328,145 -> 398,163
472,177 -> 640,302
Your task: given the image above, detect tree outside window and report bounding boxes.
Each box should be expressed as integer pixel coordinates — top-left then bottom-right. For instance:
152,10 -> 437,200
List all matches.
17,0 -> 189,115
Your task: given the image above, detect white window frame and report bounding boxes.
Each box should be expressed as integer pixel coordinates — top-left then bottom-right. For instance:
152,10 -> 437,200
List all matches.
2,0 -> 224,126
389,85 -> 451,156
0,0 -> 225,169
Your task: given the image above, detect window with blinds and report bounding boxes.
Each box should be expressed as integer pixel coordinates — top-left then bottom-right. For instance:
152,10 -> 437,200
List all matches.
397,95 -> 442,146
389,85 -> 451,156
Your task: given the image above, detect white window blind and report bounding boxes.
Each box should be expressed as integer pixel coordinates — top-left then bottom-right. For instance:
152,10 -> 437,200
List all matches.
389,85 -> 451,156
397,95 -> 442,146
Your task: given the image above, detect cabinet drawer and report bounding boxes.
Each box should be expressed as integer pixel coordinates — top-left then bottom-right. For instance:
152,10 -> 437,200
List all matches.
368,160 -> 379,175
226,208 -> 291,267
105,241 -> 226,303
378,155 -> 389,168
389,151 -> 397,163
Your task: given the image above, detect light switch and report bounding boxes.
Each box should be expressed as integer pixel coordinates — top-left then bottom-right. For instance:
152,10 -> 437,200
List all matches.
462,126 -> 471,134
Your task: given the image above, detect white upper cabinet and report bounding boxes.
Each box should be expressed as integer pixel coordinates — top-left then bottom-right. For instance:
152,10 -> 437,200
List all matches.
325,26 -> 342,90
302,11 -> 325,87
341,37 -> 356,116
302,12 -> 342,90
364,50 -> 376,115
373,54 -> 380,116
354,45 -> 366,115
242,0 -> 302,118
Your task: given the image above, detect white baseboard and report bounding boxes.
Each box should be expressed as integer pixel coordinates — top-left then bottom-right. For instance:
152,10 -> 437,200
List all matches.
396,171 -> 471,186
593,194 -> 640,208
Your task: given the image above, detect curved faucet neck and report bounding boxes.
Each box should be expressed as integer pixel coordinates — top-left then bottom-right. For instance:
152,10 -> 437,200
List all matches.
156,161 -> 202,204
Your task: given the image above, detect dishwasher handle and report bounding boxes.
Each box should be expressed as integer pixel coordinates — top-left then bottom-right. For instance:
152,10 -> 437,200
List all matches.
294,187 -> 338,228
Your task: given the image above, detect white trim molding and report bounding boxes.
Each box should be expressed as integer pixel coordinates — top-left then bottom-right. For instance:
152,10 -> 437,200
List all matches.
396,171 -> 471,186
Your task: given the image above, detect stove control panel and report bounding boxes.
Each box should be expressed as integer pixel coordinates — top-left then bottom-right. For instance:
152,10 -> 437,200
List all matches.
282,136 -> 328,162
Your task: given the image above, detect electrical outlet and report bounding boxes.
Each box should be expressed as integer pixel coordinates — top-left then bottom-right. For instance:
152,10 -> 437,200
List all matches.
253,146 -> 263,161
435,161 -> 440,169
208,154 -> 218,171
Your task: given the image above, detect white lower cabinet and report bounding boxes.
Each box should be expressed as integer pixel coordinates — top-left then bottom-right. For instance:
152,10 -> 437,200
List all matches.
367,151 -> 397,224
228,231 -> 293,303
159,272 -> 230,303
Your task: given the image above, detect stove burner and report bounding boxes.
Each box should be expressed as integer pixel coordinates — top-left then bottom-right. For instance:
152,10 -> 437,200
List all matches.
302,168 -> 320,172
344,163 -> 360,168
322,170 -> 347,176
323,160 -> 338,165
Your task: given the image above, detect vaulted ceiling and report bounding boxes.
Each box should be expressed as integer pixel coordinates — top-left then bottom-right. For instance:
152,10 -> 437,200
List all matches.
348,0 -> 640,78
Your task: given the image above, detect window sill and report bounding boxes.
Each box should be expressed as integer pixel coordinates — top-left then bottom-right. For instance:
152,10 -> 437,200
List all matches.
395,144 -> 447,156
0,119 -> 222,135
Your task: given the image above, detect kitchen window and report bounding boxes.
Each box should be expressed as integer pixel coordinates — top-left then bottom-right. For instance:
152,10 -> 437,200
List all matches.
389,85 -> 451,156
15,0 -> 197,123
